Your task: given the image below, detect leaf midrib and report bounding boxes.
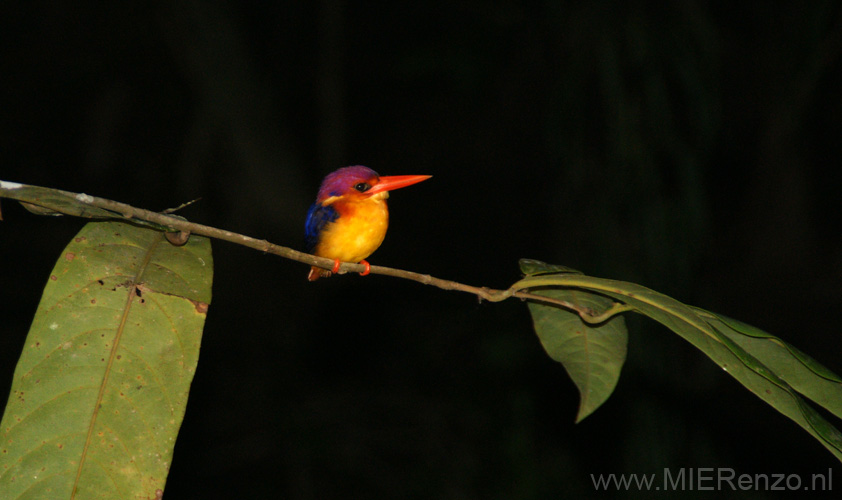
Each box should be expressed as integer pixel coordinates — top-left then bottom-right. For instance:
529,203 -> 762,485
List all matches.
69,234 -> 162,499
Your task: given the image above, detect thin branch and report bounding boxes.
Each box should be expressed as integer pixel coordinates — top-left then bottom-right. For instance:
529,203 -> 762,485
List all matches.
1,186 -> 625,321
84,195 -> 519,297
510,290 -> 624,322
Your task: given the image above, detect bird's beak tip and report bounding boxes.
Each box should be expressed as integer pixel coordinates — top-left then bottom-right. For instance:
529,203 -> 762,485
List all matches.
368,174 -> 432,194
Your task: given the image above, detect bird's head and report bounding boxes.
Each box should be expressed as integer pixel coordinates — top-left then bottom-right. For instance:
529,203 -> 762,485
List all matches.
316,166 -> 431,204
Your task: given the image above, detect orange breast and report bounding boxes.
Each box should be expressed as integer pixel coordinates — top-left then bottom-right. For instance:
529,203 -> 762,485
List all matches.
312,197 -> 390,263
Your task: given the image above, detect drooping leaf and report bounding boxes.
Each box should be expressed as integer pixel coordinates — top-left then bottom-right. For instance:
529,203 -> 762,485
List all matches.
512,262 -> 842,463
519,260 -> 627,423
0,221 -> 213,499
696,310 -> 842,419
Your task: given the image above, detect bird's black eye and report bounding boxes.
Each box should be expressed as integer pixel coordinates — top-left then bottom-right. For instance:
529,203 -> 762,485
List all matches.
354,182 -> 371,192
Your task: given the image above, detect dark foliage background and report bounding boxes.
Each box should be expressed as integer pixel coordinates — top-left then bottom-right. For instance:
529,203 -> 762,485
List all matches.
2,2 -> 841,498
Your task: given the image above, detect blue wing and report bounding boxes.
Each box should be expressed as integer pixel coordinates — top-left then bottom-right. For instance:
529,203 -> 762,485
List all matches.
304,202 -> 339,253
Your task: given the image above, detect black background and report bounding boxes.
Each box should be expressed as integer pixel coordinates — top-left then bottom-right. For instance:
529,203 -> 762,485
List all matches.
2,2 -> 841,498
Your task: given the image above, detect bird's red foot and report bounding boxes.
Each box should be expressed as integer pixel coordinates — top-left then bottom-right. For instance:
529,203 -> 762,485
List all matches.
359,260 -> 371,276
331,259 -> 341,274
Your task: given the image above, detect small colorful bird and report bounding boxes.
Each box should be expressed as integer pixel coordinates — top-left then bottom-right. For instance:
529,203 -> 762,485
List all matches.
305,166 -> 431,281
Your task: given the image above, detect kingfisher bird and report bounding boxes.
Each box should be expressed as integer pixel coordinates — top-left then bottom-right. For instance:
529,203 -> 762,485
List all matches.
305,166 -> 431,281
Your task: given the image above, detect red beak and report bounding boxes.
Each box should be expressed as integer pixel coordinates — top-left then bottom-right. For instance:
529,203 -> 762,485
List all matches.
367,174 -> 432,195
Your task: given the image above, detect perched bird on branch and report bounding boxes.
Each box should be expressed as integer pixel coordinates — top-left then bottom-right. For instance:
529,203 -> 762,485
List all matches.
305,166 -> 431,281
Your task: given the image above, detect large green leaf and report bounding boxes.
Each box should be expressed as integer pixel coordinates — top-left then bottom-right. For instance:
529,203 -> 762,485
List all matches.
513,262 -> 842,462
1,221 -> 213,499
520,260 -> 627,423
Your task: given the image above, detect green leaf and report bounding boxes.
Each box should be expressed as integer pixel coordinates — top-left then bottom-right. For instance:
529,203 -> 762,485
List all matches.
519,258 -> 582,276
1,221 -> 213,499
518,260 -> 627,423
512,266 -> 842,463
696,310 -> 842,420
